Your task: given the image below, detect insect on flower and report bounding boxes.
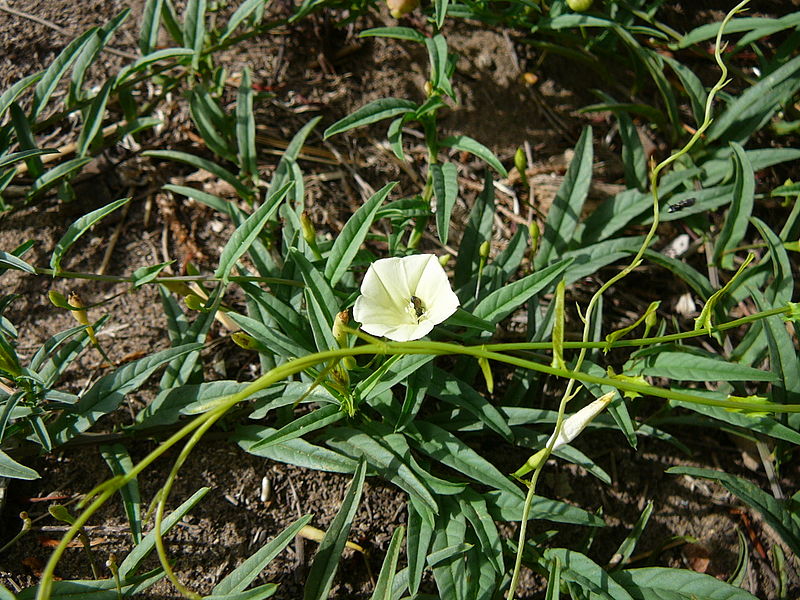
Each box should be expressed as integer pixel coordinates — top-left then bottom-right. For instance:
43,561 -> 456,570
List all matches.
352,254 -> 460,342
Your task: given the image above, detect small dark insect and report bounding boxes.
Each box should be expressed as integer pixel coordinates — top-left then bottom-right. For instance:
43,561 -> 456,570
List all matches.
410,295 -> 425,319
668,198 -> 696,213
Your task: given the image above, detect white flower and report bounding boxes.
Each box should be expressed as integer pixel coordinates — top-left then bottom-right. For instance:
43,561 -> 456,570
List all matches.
547,391 -> 615,450
352,254 -> 460,342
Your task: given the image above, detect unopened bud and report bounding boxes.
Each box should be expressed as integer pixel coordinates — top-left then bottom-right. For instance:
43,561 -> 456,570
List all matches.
567,0 -> 593,11
333,310 -> 350,348
231,332 -> 258,350
423,80 -> 434,97
438,253 -> 451,267
387,0 -> 420,19
300,212 -> 316,246
529,222 -> 540,256
514,147 -> 528,187
479,240 -> 490,261
49,504 -> 75,525
67,292 -> 94,345
547,391 -> 614,451
48,290 -> 70,309
184,294 -> 205,311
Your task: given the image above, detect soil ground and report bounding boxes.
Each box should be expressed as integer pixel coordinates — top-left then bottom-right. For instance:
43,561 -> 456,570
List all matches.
0,1 -> 798,598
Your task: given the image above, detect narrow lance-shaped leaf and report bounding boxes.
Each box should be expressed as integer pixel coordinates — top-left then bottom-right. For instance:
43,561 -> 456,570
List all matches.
535,126 -> 593,269
432,163 -> 458,246
236,67 -> 258,178
77,80 -> 113,157
140,0 -> 165,54
369,526 -> 405,600
184,0 -> 207,69
220,0 -> 268,41
439,135 -> 507,176
473,258 -> 572,325
325,182 -> 396,286
324,98 -> 417,139
28,157 -> 92,200
50,197 -> 130,273
303,459 -> 367,600
215,181 -> 294,281
119,487 -> 210,577
100,444 -> 142,544
31,26 -> 98,118
212,514 -> 313,594
714,143 -> 754,269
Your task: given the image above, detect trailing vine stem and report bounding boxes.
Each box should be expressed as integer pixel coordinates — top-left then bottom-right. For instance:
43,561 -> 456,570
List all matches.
506,1 -> 752,597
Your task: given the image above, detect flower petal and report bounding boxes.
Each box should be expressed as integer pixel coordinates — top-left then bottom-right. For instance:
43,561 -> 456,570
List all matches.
413,255 -> 460,324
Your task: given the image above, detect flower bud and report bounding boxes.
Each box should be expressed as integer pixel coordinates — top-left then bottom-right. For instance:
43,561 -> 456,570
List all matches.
387,0 -> 420,19
438,253 -> 451,268
514,147 -> 528,187
567,0 -> 593,11
231,332 -> 259,350
184,294 -> 205,311
529,222 -> 540,258
423,80 -> 434,97
547,391 -> 614,451
332,309 -> 350,348
48,290 -> 70,309
300,211 -> 316,246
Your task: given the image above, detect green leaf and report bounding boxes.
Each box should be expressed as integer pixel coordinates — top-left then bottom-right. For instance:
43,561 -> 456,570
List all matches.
77,80 -> 113,156
359,27 -> 427,43
612,501 -> 653,568
426,34 -> 452,97
188,87 -> 235,161
667,466 -> 800,556
215,181 -> 293,281
407,421 -> 522,498
485,489 -> 604,527
18,569 -> 165,599
114,48 -> 195,86
10,102 -> 44,177
48,343 -> 202,445
714,143 -> 754,269
752,293 -> 800,413
213,514 -> 313,594
28,157 -> 92,200
636,350 -> 776,382
323,98 -> 417,139
31,27 -> 98,118
236,424 -> 358,473
545,548 -> 635,600
237,67 -> 258,177
535,126 -> 593,268
0,250 -> 36,274
249,404 -> 344,452
613,566 -> 760,600
100,443 -> 141,543
0,448 -> 39,480
615,107 -> 647,191
119,487 -> 209,577
459,489 -> 503,575
662,54 -> 707,126
434,0 -> 449,29
131,261 -> 174,288
708,53 -> 800,144
545,554 -> 562,600
221,0 -> 268,41
473,258 -> 572,324
290,249 -> 339,351
184,0 -> 207,67
303,459 -> 367,600
439,135 -> 507,176
369,526 -> 405,600
406,500 -> 434,596
205,584 -> 278,600
0,149 -> 58,170
428,373 -> 512,440
70,10 -> 130,104
139,0 -> 164,54
324,427 -> 439,514
50,197 -> 130,273
324,182 -> 396,286
432,163 -> 458,245
144,149 -> 251,198
454,171 -> 494,288
0,72 -> 42,120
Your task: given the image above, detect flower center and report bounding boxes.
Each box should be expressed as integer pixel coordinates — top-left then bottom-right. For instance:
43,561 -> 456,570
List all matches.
407,295 -> 427,323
